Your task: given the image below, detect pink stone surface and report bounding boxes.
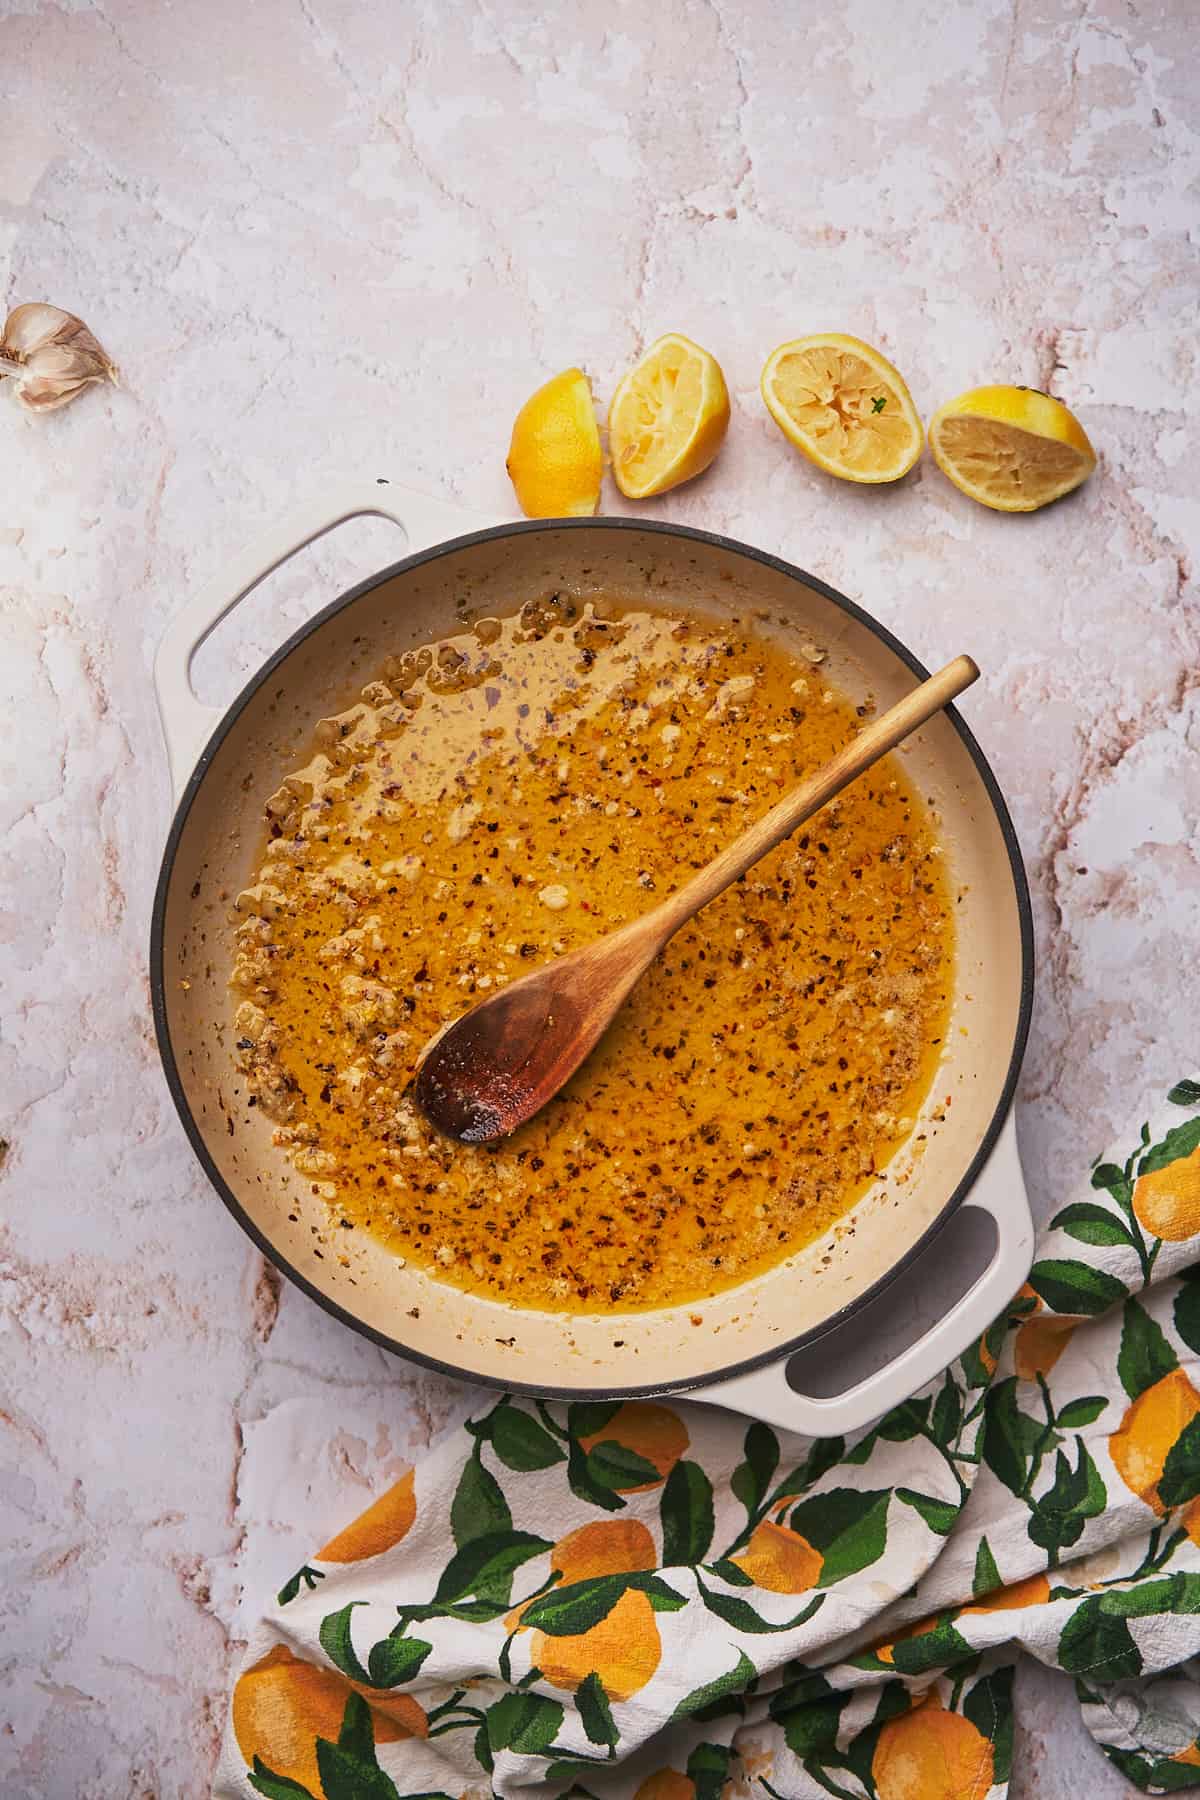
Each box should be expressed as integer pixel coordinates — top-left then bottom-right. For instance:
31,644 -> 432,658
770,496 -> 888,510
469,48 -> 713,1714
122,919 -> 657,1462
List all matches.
1,0 -> 1196,1792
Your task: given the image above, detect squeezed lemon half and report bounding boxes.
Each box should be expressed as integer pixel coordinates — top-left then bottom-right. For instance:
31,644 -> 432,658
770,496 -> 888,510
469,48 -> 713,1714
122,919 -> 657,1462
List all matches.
929,384 -> 1096,511
761,332 -> 923,483
608,332 -> 730,498
506,367 -> 603,518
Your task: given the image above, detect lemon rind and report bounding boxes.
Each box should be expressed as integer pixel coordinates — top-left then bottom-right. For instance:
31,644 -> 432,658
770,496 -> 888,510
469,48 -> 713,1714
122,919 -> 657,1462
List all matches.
507,367 -> 603,518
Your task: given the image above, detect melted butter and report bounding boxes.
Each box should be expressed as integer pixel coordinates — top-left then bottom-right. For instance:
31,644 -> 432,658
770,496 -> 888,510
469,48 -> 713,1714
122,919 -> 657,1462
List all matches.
231,595 -> 955,1312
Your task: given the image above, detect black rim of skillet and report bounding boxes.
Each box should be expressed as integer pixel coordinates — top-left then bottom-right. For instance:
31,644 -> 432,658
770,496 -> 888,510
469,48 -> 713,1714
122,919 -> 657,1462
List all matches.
150,511 -> 1035,1400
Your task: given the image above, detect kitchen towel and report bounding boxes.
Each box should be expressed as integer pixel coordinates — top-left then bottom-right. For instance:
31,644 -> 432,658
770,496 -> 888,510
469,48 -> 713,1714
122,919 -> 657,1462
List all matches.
215,1079 -> 1200,1798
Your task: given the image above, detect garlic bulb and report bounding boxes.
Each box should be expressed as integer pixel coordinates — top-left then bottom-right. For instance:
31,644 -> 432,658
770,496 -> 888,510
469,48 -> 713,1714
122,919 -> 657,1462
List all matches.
0,303 -> 118,413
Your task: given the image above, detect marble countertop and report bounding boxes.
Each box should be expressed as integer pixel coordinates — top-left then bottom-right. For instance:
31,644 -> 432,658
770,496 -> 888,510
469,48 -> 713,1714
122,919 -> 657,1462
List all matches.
2,0 -> 1196,1792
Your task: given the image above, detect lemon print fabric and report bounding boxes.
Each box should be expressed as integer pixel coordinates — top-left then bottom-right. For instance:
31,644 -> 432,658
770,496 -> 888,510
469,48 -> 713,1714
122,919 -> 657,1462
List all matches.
315,1469 -> 416,1562
634,1771 -> 696,1800
1110,1363 -> 1200,1514
576,1401 -> 689,1492
217,1079 -> 1200,1800
231,1645 -> 424,1798
509,1520 -> 663,1701
872,1691 -> 994,1800
1135,1143 -> 1200,1241
731,1513 -> 823,1593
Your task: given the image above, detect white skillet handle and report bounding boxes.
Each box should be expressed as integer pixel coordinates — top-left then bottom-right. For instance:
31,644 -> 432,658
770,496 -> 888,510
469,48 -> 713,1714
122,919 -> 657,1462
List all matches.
153,480 -> 497,799
692,1112 -> 1033,1436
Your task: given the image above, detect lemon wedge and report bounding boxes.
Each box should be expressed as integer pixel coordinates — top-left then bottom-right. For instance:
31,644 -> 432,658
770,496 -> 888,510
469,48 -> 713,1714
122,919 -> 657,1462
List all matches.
506,368 -> 603,518
761,333 -> 923,483
608,333 -> 730,498
929,385 -> 1096,511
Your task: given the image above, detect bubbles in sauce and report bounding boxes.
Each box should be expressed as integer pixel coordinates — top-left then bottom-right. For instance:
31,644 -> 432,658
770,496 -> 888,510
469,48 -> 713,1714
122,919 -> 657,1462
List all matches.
231,595 -> 954,1312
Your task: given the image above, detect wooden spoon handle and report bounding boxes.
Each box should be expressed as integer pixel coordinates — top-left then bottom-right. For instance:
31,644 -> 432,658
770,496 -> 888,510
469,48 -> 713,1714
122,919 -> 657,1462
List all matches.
653,654 -> 979,933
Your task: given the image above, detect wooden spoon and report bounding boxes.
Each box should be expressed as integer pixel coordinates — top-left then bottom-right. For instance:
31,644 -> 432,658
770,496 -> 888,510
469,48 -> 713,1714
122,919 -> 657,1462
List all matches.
414,654 -> 979,1144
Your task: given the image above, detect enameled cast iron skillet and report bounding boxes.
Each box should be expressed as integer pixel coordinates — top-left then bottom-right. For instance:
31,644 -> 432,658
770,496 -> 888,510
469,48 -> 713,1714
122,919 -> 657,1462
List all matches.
151,482 -> 1034,1433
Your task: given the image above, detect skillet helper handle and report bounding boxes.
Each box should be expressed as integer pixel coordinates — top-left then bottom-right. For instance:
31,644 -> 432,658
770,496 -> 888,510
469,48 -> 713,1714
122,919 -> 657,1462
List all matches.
690,1112 -> 1033,1436
153,481 -> 497,799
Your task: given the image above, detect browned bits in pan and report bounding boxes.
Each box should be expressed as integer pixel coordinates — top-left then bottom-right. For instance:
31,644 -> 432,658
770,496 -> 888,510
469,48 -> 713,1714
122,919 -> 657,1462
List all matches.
230,600 -> 954,1312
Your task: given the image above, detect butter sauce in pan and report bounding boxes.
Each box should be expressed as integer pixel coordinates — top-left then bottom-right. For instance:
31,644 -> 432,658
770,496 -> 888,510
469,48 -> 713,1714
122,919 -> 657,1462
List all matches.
230,595 -> 954,1313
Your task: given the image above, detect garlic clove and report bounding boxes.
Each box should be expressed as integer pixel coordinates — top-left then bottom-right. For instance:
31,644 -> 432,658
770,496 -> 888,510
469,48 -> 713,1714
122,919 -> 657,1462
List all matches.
0,302 -> 118,413
15,371 -> 96,414
4,303 -> 75,356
